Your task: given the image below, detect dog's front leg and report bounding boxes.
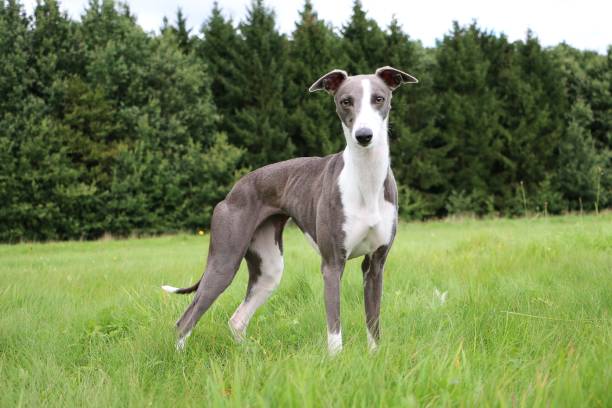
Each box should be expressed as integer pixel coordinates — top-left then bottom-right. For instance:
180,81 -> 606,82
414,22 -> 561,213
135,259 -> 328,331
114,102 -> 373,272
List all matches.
362,245 -> 390,351
322,260 -> 345,355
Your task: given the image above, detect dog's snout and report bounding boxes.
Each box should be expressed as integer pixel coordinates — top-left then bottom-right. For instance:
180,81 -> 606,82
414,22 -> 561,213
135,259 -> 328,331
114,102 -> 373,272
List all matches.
355,128 -> 373,146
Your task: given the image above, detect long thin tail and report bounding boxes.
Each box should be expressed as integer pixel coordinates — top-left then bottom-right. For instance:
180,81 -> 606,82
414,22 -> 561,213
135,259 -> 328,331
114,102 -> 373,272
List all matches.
161,279 -> 201,295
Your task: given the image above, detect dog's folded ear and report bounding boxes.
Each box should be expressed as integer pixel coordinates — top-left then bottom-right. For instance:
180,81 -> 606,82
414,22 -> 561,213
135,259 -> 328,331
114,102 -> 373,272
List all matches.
375,66 -> 418,90
309,69 -> 348,95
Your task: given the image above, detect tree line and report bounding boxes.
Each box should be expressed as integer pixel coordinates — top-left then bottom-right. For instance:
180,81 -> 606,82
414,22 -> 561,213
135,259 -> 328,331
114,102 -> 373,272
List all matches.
0,0 -> 609,242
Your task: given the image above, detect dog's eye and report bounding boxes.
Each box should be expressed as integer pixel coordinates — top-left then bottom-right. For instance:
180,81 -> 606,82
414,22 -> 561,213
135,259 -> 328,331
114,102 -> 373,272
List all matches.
375,96 -> 385,104
341,98 -> 352,107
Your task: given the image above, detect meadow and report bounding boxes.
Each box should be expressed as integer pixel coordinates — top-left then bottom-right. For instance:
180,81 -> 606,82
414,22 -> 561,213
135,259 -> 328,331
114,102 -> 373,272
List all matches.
1,214 -> 610,407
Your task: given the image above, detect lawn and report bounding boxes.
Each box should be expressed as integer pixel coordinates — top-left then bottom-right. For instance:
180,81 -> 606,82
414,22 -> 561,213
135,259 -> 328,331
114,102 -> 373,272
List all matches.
1,215 -> 610,407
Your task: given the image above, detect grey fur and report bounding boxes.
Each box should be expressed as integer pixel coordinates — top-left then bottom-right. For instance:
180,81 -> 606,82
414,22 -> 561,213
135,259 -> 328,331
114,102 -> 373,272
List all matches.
164,67 -> 417,352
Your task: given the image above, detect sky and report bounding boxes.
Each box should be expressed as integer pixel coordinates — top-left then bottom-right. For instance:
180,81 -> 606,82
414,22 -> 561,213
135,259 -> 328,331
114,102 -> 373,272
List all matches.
22,0 -> 612,54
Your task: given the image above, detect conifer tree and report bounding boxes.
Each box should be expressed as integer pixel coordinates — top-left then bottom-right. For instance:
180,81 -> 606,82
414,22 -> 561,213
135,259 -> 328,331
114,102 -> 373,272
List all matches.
285,0 -> 345,156
228,0 -> 294,167
164,8 -> 192,54
30,0 -> 83,96
380,19 -> 445,217
342,0 -> 386,74
433,23 -> 505,214
198,2 -> 242,135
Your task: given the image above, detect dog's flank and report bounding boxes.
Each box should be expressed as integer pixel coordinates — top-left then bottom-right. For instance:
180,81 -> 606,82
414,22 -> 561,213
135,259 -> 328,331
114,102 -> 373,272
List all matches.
162,66 -> 417,354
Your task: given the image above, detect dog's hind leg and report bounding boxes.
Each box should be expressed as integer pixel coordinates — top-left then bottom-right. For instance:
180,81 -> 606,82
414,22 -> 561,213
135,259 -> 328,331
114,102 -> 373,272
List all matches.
174,200 -> 260,349
229,215 -> 288,341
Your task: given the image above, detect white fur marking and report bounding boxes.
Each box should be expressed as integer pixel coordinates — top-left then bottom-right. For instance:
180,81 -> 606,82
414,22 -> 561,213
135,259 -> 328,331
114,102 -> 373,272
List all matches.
338,78 -> 396,259
353,79 -> 385,146
338,143 -> 395,258
327,329 -> 343,355
161,285 -> 179,293
228,312 -> 246,342
229,222 -> 284,338
366,328 -> 378,351
176,330 -> 191,351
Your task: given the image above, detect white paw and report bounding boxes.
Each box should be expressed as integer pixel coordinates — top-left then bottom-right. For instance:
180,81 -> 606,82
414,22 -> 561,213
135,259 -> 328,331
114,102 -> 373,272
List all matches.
366,329 -> 378,352
327,330 -> 343,356
175,331 -> 191,352
228,319 -> 246,343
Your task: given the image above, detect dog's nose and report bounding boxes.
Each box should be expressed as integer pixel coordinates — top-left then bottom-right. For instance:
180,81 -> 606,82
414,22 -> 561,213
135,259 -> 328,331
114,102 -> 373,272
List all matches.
355,128 -> 373,146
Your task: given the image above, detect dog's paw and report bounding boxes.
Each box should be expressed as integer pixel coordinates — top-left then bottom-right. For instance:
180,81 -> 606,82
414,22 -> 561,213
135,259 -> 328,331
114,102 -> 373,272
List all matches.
228,319 -> 246,343
367,330 -> 378,353
175,331 -> 191,352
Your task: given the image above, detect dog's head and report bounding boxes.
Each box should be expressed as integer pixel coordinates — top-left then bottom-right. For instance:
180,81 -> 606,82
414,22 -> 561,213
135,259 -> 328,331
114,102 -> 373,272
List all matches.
309,67 -> 417,149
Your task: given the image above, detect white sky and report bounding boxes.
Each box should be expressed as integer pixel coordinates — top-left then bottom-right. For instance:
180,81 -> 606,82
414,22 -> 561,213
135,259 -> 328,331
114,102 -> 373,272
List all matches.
22,0 -> 611,53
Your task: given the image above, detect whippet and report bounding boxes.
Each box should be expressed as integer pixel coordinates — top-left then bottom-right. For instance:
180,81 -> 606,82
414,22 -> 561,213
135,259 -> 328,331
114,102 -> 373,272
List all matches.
162,67 -> 418,354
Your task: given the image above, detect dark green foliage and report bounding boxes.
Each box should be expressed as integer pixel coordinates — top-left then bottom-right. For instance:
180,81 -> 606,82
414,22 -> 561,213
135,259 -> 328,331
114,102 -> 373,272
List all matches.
197,2 -> 241,135
0,0 -> 609,242
432,23 -> 507,215
342,0 -> 387,73
285,0 -> 345,156
384,18 -> 444,219
0,0 -> 241,242
230,0 -> 294,167
198,0 -> 294,168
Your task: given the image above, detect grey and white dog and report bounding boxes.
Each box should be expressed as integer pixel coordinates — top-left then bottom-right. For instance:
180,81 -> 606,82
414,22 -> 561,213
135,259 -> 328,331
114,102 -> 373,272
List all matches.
162,66 -> 418,354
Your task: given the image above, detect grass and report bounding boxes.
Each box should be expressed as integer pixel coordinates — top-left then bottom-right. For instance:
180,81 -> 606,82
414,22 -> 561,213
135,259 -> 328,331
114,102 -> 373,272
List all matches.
1,214 -> 610,407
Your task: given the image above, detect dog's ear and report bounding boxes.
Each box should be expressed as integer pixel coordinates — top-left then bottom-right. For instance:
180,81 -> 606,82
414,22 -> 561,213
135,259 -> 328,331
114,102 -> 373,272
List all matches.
375,66 -> 418,90
309,69 -> 348,95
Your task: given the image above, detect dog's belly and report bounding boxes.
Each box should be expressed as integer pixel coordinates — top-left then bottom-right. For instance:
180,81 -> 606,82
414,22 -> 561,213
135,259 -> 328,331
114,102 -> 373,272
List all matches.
343,200 -> 396,259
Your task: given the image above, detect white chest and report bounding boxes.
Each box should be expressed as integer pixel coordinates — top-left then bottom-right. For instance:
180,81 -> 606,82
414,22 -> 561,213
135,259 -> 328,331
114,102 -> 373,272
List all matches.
337,150 -> 396,260
341,197 -> 396,259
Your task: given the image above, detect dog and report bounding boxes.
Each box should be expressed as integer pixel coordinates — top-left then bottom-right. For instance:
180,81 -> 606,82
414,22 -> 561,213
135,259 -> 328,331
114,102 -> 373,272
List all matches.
162,66 -> 418,354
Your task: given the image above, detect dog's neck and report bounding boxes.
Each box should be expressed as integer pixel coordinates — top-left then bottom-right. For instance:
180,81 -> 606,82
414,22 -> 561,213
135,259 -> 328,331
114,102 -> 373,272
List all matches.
341,126 -> 390,211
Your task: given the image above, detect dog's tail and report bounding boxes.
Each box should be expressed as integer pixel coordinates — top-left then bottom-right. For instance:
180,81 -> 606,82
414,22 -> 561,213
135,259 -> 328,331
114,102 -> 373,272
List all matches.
161,279 -> 201,295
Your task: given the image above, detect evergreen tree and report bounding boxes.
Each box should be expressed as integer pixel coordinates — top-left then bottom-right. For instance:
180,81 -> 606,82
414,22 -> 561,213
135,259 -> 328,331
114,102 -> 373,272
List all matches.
228,0 -> 295,167
342,0 -> 386,74
0,0 -> 32,115
285,0 -> 345,156
198,2 -> 241,135
0,0 -> 610,241
163,8 -> 192,54
552,44 -> 611,210
433,23 -> 505,215
510,31 -> 566,206
382,18 -> 444,218
553,100 -> 601,211
30,0 -> 84,97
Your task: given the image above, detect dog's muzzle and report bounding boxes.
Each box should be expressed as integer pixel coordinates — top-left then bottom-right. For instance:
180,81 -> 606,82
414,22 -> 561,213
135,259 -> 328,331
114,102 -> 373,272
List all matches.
355,128 -> 373,146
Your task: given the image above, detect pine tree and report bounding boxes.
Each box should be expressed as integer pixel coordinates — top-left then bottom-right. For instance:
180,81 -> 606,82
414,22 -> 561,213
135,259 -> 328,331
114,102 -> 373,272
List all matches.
285,0 -> 345,156
227,0 -> 295,167
552,100 -> 601,211
552,43 -> 611,210
164,8 -> 192,54
0,0 -> 32,115
342,0 -> 386,74
433,22 -> 505,215
382,18 -> 444,218
198,2 -> 241,135
30,0 -> 84,97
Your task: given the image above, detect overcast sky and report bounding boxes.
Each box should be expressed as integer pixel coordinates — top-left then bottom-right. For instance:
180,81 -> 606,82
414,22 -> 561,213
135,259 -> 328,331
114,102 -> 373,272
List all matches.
22,0 -> 611,53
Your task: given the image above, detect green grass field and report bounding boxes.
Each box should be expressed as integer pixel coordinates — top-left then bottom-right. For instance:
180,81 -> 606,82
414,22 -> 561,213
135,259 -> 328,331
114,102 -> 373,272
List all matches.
1,215 -> 610,407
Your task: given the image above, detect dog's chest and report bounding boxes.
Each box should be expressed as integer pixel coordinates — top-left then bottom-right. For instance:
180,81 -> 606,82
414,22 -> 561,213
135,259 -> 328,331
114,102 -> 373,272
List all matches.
337,161 -> 396,259
341,197 -> 395,259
